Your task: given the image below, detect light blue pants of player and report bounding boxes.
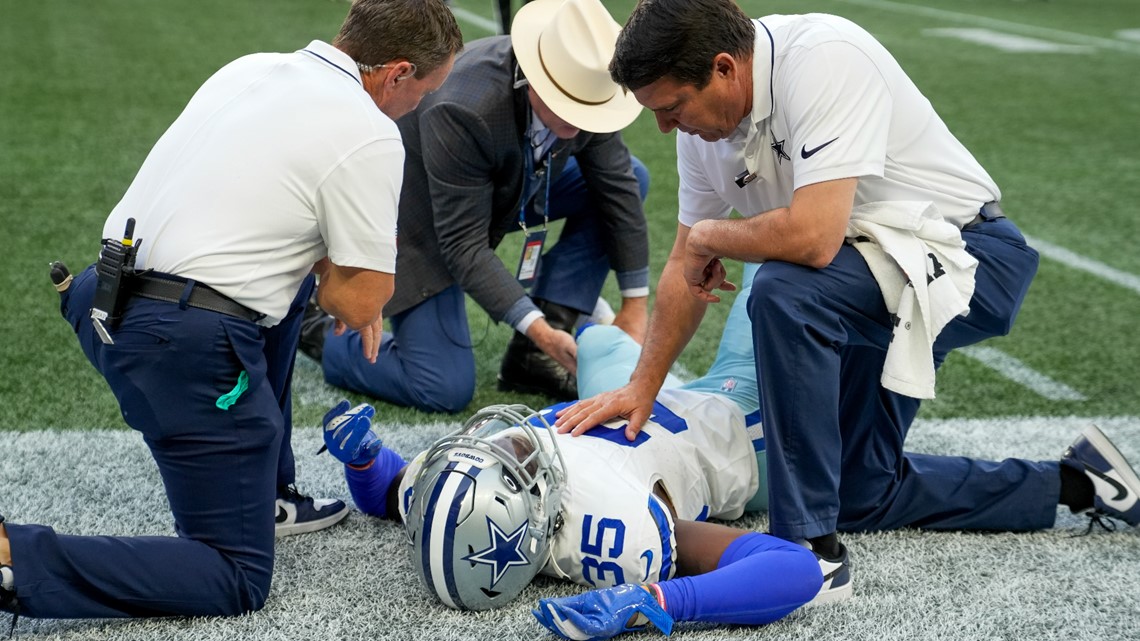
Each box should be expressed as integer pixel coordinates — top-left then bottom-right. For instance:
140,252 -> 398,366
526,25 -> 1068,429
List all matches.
750,218 -> 1058,540
576,263 -> 769,510
322,156 -> 650,413
577,263 -> 761,409
4,266 -> 311,618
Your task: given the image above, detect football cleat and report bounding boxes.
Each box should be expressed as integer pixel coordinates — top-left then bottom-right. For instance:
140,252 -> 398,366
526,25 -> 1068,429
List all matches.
1061,425 -> 1140,527
533,583 -> 673,641
274,485 -> 349,537
803,541 -> 853,606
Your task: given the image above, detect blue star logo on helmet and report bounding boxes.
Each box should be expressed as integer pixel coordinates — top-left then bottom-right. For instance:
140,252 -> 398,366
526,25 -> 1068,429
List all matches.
463,517 -> 532,587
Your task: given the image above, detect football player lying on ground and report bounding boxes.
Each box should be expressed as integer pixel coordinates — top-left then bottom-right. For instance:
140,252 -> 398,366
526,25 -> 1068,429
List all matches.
315,262 -> 1140,640
319,264 -> 836,639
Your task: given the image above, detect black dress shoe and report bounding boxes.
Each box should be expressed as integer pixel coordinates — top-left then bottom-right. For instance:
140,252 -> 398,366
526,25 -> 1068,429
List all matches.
497,299 -> 579,400
497,333 -> 578,400
299,296 -> 334,363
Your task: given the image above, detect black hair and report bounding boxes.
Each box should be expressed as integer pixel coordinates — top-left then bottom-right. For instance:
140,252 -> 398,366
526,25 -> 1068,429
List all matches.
610,0 -> 755,90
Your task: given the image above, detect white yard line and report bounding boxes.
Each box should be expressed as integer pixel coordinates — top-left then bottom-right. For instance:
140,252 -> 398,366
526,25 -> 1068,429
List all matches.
960,234 -> 1140,400
837,0 -> 1140,55
450,6 -> 500,35
922,28 -> 1094,54
1025,234 -> 1140,297
959,346 -> 1087,401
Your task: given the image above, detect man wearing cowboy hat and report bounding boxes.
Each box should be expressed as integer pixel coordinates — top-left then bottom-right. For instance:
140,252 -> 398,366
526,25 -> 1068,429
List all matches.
303,0 -> 651,413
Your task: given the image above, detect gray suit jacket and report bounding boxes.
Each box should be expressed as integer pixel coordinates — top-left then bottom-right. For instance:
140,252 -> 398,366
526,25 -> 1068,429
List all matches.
385,36 -> 648,321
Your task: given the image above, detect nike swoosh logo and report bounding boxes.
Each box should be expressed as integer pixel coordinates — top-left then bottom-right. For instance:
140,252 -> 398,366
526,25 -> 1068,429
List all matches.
801,137 -> 839,159
818,558 -> 843,583
275,507 -> 288,524
1084,463 -> 1129,502
640,550 -> 654,582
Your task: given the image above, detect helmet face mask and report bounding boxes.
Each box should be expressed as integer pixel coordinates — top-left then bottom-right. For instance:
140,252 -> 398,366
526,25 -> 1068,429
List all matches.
406,404 -> 566,610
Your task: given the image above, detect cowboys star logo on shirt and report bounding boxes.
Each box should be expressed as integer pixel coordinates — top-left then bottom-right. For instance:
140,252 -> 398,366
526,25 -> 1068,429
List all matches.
771,138 -> 791,163
463,516 -> 531,587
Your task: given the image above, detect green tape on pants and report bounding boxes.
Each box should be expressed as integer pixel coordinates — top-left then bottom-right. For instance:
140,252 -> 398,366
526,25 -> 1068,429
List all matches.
216,370 -> 249,410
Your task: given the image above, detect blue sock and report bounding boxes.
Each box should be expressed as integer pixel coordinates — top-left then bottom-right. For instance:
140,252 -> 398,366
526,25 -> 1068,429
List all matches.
344,447 -> 406,519
655,532 -> 822,625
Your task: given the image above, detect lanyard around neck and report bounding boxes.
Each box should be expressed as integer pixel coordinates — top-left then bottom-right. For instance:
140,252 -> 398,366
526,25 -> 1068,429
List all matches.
519,145 -> 552,235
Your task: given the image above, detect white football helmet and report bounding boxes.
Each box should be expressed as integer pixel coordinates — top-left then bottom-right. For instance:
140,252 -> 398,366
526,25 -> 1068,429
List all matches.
405,404 -> 567,610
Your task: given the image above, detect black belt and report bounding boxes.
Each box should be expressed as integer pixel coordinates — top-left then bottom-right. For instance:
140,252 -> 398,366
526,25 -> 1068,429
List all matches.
131,273 -> 265,323
964,201 -> 1006,229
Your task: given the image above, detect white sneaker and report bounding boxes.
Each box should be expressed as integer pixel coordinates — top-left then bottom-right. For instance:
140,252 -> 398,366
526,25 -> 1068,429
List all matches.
275,485 -> 349,537
1061,425 -> 1140,526
800,541 -> 853,606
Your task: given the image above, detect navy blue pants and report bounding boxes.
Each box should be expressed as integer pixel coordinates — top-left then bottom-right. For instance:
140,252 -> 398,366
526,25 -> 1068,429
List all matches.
4,267 -> 312,618
749,218 -> 1059,540
322,156 -> 650,413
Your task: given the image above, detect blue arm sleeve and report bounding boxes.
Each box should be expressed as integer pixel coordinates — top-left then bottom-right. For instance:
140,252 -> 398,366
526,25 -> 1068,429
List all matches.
655,532 -> 822,625
343,447 -> 407,519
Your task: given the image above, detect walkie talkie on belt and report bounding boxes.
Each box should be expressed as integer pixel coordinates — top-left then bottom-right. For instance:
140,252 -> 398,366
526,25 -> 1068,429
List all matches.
90,218 -> 143,345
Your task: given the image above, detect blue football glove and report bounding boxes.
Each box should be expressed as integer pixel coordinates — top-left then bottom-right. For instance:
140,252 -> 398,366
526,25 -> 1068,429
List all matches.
321,400 -> 381,466
533,584 -> 674,641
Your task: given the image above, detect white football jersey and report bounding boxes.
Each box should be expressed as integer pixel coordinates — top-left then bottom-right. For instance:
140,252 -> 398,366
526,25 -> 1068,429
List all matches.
398,387 -> 759,589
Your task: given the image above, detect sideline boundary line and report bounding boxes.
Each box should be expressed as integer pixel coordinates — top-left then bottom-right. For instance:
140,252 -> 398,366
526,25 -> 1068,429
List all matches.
960,346 -> 1086,401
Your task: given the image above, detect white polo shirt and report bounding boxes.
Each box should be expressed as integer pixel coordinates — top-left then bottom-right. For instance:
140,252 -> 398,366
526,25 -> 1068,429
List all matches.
104,40 -> 402,326
678,14 -> 1000,230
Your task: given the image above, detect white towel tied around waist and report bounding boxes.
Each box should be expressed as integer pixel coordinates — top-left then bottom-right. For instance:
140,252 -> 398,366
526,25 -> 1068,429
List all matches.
845,201 -> 978,399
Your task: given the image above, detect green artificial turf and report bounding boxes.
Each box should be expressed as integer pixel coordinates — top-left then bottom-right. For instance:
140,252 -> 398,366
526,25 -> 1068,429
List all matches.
1,0 -> 1136,431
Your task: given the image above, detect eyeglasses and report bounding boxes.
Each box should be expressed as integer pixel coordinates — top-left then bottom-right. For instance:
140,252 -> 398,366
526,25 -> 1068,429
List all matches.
356,61 -> 417,82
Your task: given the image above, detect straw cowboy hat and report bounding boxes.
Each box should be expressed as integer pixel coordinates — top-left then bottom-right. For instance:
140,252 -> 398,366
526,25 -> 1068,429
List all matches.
511,0 -> 642,133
